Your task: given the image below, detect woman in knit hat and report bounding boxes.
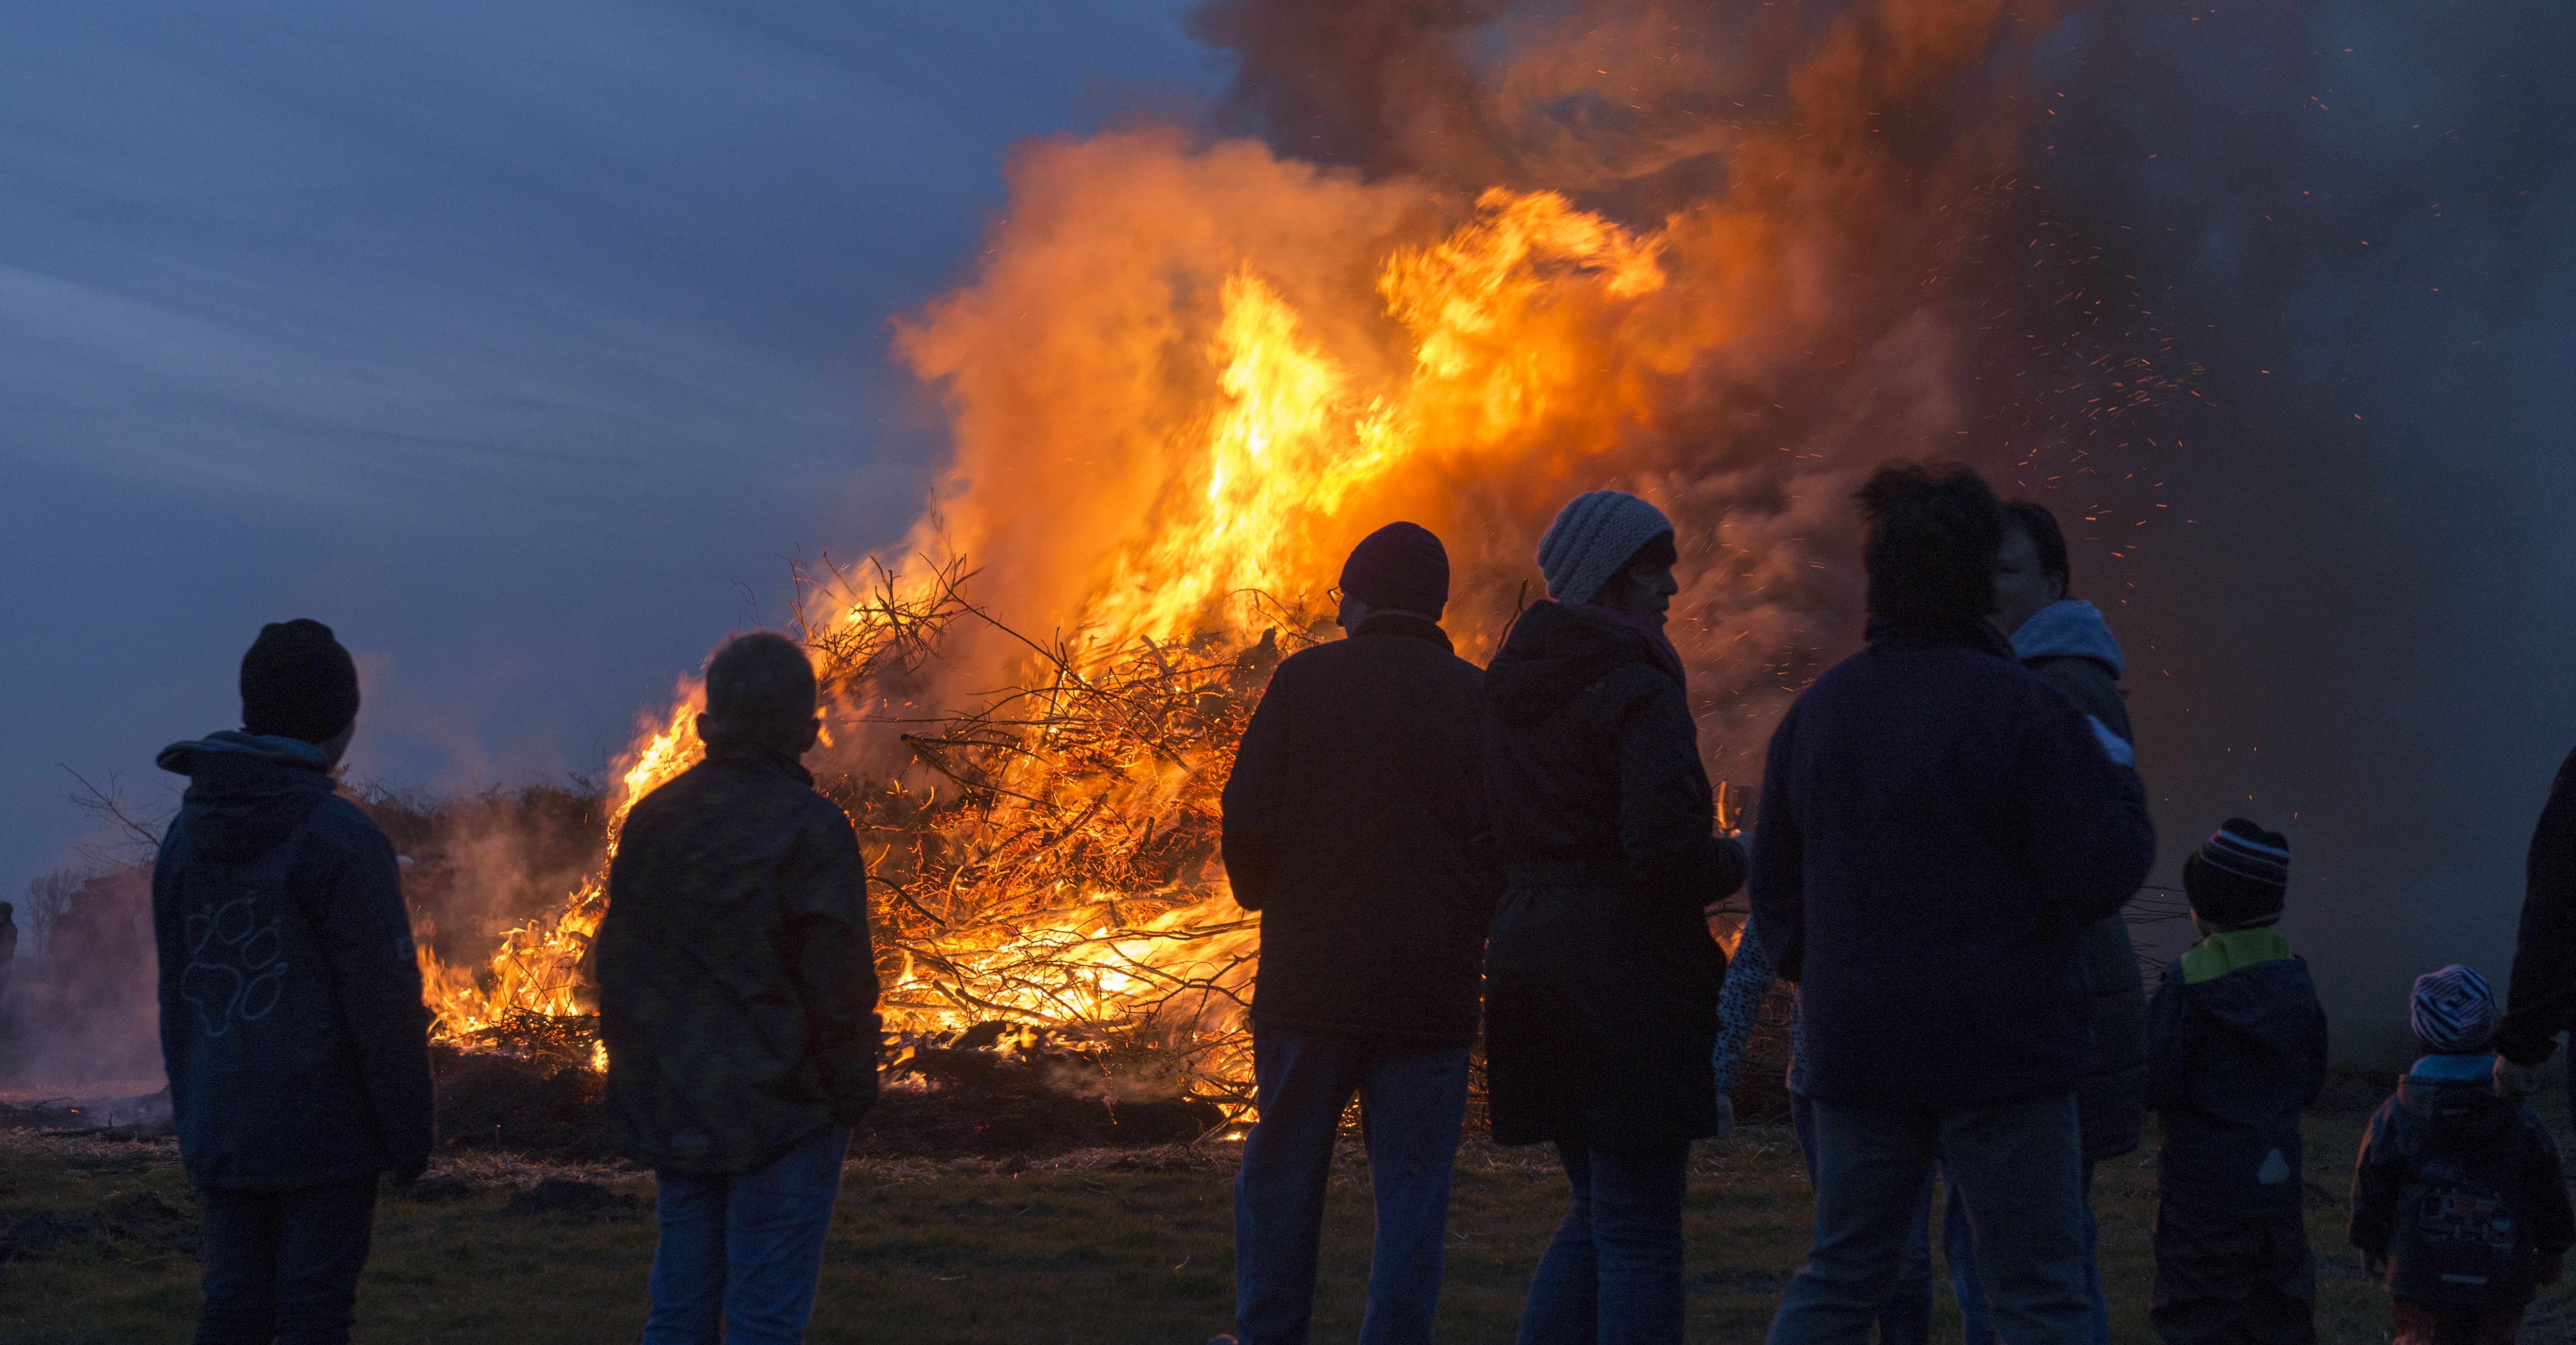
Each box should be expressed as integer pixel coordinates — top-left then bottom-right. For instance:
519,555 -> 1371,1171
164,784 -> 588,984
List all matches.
1481,489 -> 1745,1345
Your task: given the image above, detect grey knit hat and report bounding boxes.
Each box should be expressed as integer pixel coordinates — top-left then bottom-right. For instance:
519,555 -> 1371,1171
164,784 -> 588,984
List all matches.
1536,490 -> 1676,604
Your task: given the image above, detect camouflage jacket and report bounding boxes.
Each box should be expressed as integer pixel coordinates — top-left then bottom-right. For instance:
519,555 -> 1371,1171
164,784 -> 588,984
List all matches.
596,740 -> 881,1175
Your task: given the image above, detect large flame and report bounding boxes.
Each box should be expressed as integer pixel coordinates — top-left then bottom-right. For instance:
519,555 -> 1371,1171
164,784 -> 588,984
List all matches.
420,0 -> 2166,1110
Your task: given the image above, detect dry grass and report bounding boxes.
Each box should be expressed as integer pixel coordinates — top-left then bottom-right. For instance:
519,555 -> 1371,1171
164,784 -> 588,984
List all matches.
6,1104 -> 2575,1344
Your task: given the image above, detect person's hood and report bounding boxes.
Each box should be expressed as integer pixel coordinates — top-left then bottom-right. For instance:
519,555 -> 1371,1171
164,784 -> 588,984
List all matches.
699,735 -> 816,787
156,731 -> 339,863
1484,599 -> 1667,726
2179,954 -> 2321,1058
2011,599 -> 2124,678
2392,1069 -> 2520,1150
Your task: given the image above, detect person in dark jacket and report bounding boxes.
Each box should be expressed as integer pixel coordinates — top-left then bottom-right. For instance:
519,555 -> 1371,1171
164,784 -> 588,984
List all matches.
1212,522 -> 1496,1345
2493,747 -> 2576,1110
1483,489 -> 1746,1345
152,618 -> 434,1345
2146,820 -> 2327,1345
2353,964 -> 2573,1345
1947,499 -> 2151,1345
1758,465 -> 2155,1345
595,632 -> 881,1345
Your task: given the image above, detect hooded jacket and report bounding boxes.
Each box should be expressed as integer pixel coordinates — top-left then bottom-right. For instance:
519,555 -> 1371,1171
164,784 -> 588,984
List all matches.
2145,929 -> 2328,1215
595,739 -> 881,1175
1220,612 -> 1497,1045
2351,1064 -> 2575,1309
2015,599 -> 2151,1162
1479,600 -> 1745,1150
1751,617 -> 2155,1111
152,732 -> 434,1191
2499,744 -> 2576,1065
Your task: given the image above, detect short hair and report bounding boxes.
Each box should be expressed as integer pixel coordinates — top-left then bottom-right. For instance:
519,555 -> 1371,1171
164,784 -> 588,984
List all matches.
1855,463 -> 2006,626
2003,499 -> 2072,597
702,632 -> 818,747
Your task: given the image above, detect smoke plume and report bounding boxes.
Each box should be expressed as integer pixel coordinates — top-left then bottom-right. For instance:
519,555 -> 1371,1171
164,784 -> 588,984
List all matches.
880,0 -> 2574,1059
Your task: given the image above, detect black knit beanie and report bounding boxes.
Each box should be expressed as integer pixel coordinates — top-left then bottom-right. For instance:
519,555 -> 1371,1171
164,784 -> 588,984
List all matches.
2182,817 -> 2291,929
240,619 -> 361,744
1339,522 -> 1450,620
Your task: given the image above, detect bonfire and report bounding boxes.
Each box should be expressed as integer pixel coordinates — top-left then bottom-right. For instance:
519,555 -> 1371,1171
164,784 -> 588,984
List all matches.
407,0 -> 2187,1127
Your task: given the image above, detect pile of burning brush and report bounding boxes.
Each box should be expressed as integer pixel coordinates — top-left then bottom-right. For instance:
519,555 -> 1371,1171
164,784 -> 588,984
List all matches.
413,552 -> 1301,1143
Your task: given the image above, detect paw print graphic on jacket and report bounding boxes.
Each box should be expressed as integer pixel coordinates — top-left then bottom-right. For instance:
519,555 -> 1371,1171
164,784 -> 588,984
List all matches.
180,893 -> 290,1037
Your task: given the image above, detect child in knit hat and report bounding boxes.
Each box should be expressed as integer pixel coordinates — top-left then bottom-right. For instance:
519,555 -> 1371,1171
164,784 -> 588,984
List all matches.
2144,819 -> 2330,1345
2351,965 -> 2574,1345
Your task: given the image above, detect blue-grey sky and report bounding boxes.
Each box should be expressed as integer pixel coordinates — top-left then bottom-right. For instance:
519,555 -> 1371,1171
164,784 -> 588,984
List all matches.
2,2 -> 1220,895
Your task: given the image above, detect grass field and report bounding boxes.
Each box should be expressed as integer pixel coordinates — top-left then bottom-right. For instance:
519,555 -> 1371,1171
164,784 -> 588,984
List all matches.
7,1100 -> 2575,1344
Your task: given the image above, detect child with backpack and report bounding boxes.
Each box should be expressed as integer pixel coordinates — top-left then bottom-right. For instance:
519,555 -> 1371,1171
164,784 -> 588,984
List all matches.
2351,965 -> 2574,1344
2145,819 -> 2329,1345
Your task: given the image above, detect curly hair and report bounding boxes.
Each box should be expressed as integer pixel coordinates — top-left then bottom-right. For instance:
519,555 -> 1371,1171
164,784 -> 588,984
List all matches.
1854,462 -> 2006,626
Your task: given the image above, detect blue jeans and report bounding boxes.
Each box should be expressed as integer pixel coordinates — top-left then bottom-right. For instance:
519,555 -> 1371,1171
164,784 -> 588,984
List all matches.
1791,1095 -> 1934,1345
1948,1162 -> 2106,1345
1515,1142 -> 1692,1345
1233,1025 -> 1472,1345
645,1123 -> 849,1345
1768,1095 -> 2087,1345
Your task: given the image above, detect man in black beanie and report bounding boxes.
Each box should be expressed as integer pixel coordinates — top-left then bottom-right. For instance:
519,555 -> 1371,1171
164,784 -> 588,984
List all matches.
152,619 -> 432,1345
1214,522 -> 1498,1345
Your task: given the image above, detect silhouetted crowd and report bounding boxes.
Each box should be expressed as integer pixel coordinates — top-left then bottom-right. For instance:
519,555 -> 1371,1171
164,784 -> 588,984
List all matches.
136,464 -> 2576,1345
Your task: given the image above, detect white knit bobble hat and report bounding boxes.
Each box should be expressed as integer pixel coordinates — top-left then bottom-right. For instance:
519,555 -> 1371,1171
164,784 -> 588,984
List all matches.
1536,490 -> 1675,604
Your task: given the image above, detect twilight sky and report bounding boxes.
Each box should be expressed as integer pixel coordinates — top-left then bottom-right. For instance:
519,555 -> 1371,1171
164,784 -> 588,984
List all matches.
1,2 -> 1218,893
7,2 -> 2575,1058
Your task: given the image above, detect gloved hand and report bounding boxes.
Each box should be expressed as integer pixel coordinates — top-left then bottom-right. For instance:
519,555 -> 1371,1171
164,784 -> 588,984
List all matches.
2360,1251 -> 2389,1281
2495,1055 -> 2543,1099
1713,1093 -> 1736,1135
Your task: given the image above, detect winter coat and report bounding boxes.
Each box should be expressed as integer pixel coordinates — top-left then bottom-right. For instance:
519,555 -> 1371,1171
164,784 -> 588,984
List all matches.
596,740 -> 881,1176
2498,744 -> 2576,1065
2014,600 -> 2151,1161
1479,600 -> 1746,1151
152,732 -> 435,1191
2145,929 -> 2328,1217
2351,1063 -> 2575,1310
1220,612 -> 1497,1045
1750,617 -> 2155,1112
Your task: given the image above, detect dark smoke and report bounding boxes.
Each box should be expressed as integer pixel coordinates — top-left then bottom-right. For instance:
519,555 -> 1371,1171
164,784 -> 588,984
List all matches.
2035,1 -> 2576,1058
1181,0 -> 2576,1059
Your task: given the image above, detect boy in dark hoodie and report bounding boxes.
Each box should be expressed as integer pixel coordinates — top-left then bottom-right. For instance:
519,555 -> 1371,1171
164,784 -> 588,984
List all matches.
2145,819 -> 2327,1345
2351,965 -> 2573,1345
153,619 -> 434,1345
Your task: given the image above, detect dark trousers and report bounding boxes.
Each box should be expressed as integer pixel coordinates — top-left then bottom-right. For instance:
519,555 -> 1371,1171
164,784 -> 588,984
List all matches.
1516,1141 -> 1693,1345
2149,1206 -> 2316,1345
646,1123 -> 850,1345
1768,1094 -> 2089,1345
2392,1299 -> 2526,1345
194,1174 -> 381,1345
1949,1162 -> 2108,1345
1232,1024 -> 1472,1345
1792,1094 -> 1934,1345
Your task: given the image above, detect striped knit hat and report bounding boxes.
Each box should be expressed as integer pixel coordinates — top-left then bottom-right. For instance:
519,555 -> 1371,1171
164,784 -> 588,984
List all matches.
2410,964 -> 2499,1054
2181,817 -> 2291,929
1536,490 -> 1675,605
